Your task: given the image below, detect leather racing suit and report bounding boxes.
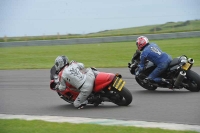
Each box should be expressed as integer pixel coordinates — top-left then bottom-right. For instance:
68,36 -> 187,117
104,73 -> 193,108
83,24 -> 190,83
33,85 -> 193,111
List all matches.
138,43 -> 172,83
58,62 -> 96,108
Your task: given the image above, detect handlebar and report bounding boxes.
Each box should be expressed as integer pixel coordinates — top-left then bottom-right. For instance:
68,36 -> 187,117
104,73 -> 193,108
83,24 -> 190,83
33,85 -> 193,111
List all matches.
132,50 -> 141,63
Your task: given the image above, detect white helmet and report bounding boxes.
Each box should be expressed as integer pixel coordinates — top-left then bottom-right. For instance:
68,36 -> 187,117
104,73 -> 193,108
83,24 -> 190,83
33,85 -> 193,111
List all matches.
54,55 -> 69,72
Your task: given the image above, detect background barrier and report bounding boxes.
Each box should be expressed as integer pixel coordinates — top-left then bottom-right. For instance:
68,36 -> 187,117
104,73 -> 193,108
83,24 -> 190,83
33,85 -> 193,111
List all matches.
0,31 -> 200,47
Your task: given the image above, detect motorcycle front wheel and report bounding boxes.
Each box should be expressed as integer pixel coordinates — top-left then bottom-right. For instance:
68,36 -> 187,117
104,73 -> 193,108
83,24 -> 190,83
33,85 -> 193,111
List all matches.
57,92 -> 74,104
135,77 -> 157,91
110,87 -> 132,106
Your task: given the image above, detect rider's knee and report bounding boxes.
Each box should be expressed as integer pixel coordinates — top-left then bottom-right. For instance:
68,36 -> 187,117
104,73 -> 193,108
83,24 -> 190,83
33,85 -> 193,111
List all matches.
73,101 -> 80,108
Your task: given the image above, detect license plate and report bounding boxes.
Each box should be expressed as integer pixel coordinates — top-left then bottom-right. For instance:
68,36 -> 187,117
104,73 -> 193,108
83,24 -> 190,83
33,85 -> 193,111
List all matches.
182,63 -> 191,70
112,77 -> 125,91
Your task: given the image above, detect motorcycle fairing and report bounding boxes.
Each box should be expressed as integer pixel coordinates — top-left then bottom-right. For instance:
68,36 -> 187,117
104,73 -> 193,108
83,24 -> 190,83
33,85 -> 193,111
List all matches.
59,82 -> 79,101
94,72 -> 115,92
50,80 -> 79,101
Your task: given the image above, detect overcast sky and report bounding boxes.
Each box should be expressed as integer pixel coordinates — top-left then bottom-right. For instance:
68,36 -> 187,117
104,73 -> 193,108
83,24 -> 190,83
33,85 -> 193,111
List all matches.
0,0 -> 199,37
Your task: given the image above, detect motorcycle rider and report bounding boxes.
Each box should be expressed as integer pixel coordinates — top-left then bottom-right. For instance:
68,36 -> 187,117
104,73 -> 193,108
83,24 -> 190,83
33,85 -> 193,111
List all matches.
134,36 -> 172,84
54,55 -> 98,109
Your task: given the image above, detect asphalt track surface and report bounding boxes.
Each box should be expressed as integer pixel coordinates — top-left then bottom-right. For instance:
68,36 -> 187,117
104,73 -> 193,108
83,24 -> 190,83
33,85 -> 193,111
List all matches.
0,67 -> 200,126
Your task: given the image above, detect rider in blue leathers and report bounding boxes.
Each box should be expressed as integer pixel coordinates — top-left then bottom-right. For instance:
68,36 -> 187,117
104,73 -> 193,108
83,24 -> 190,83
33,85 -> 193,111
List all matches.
135,36 -> 172,83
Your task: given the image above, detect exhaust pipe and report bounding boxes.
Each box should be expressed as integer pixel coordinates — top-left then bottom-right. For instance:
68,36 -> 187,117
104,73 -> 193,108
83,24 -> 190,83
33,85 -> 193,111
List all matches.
174,71 -> 186,87
188,58 -> 194,64
188,58 -> 194,70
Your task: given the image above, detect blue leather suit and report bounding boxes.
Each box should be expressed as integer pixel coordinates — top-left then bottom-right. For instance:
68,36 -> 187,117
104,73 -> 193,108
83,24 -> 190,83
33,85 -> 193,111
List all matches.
138,43 -> 172,82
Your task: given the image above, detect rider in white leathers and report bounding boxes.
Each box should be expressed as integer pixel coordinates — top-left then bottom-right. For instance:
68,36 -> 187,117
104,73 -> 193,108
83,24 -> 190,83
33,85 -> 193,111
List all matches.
54,55 -> 98,109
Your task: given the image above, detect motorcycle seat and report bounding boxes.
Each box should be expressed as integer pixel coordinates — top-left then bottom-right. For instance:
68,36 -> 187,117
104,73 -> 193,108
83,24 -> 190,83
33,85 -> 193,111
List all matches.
169,58 -> 180,67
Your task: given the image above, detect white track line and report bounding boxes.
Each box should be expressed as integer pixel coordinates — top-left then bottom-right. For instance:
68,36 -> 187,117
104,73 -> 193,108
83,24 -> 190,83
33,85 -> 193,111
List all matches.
0,114 -> 200,132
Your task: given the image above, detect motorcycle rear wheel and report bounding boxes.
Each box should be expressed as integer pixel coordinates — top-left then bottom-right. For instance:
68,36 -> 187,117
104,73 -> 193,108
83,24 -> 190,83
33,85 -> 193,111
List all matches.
184,70 -> 200,92
111,87 -> 132,106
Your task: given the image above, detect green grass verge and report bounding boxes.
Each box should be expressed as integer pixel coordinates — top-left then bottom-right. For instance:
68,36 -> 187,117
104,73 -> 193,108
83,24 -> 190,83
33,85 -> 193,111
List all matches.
0,37 -> 200,70
0,119 -> 198,133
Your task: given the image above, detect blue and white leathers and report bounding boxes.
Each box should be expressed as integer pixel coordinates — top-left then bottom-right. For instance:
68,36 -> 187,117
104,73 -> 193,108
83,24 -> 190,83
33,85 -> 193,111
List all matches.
138,43 -> 172,82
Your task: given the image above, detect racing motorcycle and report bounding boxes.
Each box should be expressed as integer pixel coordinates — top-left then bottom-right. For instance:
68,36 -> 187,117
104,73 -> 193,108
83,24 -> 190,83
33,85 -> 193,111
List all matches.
128,50 -> 200,92
50,66 -> 132,107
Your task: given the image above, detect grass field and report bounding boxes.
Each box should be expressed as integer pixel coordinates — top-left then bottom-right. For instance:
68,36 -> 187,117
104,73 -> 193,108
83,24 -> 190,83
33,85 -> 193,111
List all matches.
0,119 -> 198,133
0,37 -> 200,70
0,20 -> 199,42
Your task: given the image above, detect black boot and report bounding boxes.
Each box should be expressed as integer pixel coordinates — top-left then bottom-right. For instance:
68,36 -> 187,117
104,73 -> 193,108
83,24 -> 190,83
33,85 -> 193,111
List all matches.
162,78 -> 172,84
143,78 -> 155,84
161,78 -> 173,88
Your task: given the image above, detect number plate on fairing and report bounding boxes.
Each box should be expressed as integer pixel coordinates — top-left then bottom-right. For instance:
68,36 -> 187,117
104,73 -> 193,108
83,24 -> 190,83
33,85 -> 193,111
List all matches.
182,63 -> 191,70
112,77 -> 125,91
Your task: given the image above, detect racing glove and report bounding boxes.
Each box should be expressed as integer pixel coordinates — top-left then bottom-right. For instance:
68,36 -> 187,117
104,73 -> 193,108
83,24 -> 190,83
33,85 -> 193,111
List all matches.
54,83 -> 60,91
135,65 -> 144,76
128,62 -> 138,75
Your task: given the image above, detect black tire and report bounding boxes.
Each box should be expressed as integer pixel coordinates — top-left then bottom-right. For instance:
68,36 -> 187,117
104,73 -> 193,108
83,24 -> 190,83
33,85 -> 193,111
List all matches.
112,87 -> 132,106
184,70 -> 200,92
135,77 -> 157,91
